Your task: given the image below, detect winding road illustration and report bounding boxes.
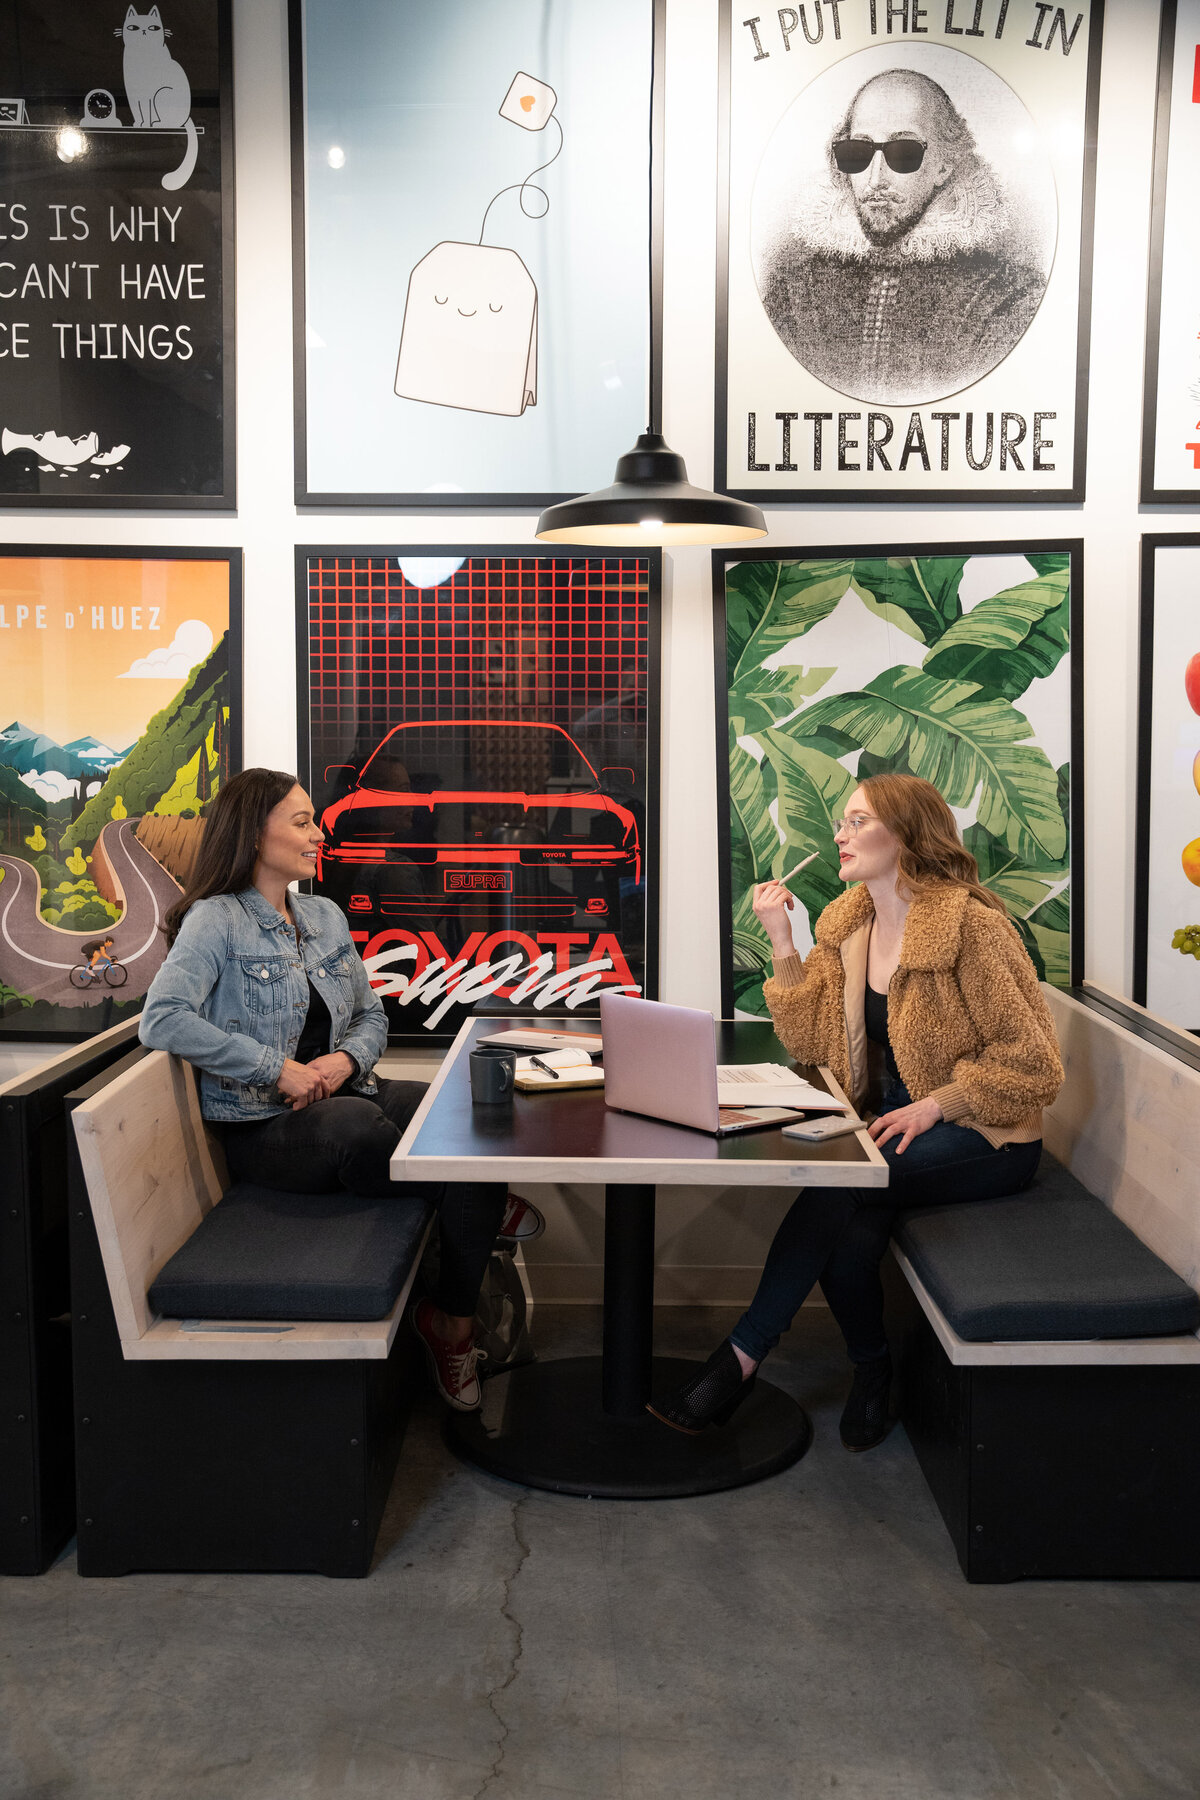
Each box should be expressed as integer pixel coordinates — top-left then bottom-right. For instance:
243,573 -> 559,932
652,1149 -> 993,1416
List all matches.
0,819 -> 181,1007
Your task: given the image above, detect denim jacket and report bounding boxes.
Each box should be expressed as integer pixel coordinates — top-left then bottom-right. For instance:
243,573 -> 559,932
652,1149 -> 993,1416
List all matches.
138,887 -> 388,1121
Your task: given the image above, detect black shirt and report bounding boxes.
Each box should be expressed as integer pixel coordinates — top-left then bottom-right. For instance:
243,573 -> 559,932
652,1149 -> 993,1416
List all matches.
294,978 -> 332,1065
864,982 -> 901,1086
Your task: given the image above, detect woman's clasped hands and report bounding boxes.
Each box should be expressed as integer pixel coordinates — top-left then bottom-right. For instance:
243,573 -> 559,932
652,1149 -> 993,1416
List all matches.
276,1050 -> 356,1109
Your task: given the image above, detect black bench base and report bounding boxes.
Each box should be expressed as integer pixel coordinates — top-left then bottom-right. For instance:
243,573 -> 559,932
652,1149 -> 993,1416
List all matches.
884,1254 -> 1200,1582
67,1111 -> 419,1579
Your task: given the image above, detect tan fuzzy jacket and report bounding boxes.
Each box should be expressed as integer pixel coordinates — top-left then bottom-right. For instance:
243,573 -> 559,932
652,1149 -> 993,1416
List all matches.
765,881 -> 1064,1148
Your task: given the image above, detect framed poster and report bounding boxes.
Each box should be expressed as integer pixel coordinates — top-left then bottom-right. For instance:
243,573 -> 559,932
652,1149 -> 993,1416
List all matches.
296,549 -> 660,1041
714,543 -> 1082,1019
0,547 -> 242,1040
1141,0 -> 1200,504
0,2 -> 235,509
1134,536 -> 1200,1032
289,0 -> 663,508
716,0 -> 1102,504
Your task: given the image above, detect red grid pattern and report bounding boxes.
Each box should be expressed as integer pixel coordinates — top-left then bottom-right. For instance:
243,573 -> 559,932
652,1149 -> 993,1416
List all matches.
306,556 -> 650,767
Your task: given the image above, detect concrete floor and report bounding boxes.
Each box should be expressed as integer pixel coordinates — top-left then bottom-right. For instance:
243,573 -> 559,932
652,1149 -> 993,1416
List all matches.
3,1306 -> 1200,1800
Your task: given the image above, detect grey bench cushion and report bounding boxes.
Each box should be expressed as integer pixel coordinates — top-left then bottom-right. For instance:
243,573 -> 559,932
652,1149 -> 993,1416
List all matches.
894,1154 -> 1200,1342
149,1184 -> 436,1322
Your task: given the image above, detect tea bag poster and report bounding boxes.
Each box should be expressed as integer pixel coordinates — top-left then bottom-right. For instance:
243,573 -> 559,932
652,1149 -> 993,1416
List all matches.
0,2 -> 234,508
0,551 -> 241,1040
1142,0 -> 1200,504
1135,540 -> 1200,1032
717,0 -> 1101,503
713,545 -> 1080,1018
296,551 -> 660,1041
291,0 -> 657,505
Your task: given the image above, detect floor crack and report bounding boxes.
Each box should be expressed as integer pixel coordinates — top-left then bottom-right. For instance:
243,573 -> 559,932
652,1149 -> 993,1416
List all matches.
473,1495 -> 531,1800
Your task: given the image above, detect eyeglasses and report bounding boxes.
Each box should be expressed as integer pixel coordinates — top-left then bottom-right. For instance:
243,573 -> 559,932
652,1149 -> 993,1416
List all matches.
833,814 -> 875,836
832,136 -> 926,176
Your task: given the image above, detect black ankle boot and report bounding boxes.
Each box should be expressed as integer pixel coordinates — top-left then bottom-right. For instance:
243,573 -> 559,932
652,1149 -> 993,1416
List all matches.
647,1340 -> 755,1435
840,1352 -> 893,1451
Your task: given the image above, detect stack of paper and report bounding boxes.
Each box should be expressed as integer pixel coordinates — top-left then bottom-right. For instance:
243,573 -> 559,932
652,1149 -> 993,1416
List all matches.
715,1063 -> 848,1112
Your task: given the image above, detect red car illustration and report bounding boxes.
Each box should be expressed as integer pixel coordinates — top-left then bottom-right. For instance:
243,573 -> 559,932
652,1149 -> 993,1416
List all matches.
317,719 -> 641,923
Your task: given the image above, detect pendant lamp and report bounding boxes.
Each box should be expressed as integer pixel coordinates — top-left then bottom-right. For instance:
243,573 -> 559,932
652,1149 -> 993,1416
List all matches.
535,42 -> 766,549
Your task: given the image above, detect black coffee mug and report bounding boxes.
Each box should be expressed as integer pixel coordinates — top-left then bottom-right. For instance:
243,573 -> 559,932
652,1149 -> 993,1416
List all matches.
470,1047 -> 516,1106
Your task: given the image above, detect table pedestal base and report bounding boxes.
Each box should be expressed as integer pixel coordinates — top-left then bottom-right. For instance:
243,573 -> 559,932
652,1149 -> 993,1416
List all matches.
445,1355 -> 812,1499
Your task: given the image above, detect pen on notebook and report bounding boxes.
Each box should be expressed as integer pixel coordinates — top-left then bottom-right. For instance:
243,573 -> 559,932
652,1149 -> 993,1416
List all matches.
779,851 -> 818,889
530,1055 -> 560,1079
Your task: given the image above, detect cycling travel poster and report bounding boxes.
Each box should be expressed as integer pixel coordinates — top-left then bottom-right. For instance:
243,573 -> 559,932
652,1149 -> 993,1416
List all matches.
713,543 -> 1082,1019
296,549 -> 661,1042
0,547 -> 242,1039
716,0 -> 1102,503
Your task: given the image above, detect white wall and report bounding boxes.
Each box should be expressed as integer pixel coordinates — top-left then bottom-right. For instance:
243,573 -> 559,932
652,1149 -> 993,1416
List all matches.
0,0 -> 1176,1292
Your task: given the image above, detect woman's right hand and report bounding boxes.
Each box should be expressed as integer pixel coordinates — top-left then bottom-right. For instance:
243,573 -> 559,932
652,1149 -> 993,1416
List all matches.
752,880 -> 797,957
277,1058 -> 330,1110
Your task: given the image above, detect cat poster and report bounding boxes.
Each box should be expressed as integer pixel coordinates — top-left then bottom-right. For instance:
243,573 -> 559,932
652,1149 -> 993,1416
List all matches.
0,2 -> 234,508
0,547 -> 242,1041
291,0 -> 661,506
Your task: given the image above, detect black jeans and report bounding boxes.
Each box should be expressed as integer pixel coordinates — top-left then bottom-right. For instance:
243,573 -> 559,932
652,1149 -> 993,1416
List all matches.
216,1078 -> 507,1319
731,1079 -> 1042,1366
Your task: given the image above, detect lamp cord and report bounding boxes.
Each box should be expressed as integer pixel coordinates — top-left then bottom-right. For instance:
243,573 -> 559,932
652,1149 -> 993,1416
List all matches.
647,4 -> 664,435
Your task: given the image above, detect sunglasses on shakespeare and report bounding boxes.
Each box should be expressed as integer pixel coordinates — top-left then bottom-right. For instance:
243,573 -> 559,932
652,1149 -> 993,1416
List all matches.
832,136 -> 927,175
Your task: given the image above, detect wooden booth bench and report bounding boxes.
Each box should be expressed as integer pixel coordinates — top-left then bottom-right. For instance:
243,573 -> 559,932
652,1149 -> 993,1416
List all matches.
884,984 -> 1200,1583
67,1050 -> 433,1577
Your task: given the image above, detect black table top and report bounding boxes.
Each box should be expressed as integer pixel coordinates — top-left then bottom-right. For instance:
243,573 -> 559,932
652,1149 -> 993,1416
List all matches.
391,1017 -> 888,1189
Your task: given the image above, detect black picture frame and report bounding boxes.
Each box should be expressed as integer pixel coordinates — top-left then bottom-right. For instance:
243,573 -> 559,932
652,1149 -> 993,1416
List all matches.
713,540 -> 1085,1020
0,544 -> 242,1041
714,0 -> 1103,506
295,545 -> 661,1044
1140,0 -> 1200,506
0,1 -> 236,510
1133,532 -> 1200,1029
288,0 -> 665,510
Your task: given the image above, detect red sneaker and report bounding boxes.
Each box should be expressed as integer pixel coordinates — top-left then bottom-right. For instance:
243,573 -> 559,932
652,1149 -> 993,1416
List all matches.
497,1191 -> 545,1245
411,1299 -> 485,1411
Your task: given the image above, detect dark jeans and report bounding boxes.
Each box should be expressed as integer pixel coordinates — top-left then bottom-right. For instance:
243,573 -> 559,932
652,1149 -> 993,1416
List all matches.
216,1078 -> 507,1319
731,1079 -> 1042,1367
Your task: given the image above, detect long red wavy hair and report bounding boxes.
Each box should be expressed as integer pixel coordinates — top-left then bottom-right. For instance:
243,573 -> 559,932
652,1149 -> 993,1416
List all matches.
857,772 -> 1008,915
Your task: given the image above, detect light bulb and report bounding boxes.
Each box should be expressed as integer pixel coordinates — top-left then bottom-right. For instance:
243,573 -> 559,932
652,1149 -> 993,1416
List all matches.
327,145 -> 346,169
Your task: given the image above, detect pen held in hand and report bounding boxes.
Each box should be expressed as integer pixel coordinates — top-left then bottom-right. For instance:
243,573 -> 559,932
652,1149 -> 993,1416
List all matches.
779,851 -> 818,890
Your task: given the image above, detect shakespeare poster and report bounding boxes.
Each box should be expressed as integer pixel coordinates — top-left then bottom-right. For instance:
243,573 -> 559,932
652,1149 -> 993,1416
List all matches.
1134,537 -> 1200,1033
297,550 -> 660,1040
1142,0 -> 1200,504
714,544 -> 1081,1018
717,0 -> 1102,502
0,549 -> 241,1039
0,2 -> 235,508
290,0 -> 660,506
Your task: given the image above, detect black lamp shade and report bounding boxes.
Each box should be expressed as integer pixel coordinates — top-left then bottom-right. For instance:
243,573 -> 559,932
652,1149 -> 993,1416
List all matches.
535,433 -> 767,547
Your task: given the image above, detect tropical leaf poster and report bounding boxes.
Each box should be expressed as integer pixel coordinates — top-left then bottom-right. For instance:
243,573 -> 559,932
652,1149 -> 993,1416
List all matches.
715,546 -> 1080,1018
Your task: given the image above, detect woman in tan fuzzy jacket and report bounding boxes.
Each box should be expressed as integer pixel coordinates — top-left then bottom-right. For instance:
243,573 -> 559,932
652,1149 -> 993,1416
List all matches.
648,772 -> 1064,1450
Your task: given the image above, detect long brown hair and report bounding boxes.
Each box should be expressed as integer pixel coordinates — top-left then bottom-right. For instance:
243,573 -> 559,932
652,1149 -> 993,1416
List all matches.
163,767 -> 300,946
857,772 -> 1008,916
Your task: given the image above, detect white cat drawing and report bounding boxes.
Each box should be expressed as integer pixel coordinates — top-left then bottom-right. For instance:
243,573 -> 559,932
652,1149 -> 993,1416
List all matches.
115,6 -> 197,191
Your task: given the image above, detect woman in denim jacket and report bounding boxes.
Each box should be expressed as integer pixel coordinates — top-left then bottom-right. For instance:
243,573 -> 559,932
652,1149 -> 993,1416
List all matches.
140,767 -> 515,1411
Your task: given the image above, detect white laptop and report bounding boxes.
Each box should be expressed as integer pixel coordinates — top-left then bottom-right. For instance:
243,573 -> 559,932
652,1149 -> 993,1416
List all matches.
599,993 -> 847,1137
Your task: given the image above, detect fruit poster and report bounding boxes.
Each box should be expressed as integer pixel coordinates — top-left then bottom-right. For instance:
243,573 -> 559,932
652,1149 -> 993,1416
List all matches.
0,2 -> 234,508
1134,537 -> 1200,1032
716,0 -> 1102,503
0,548 -> 241,1038
714,544 -> 1081,1017
1142,0 -> 1200,504
289,0 -> 660,505
296,549 -> 660,1041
